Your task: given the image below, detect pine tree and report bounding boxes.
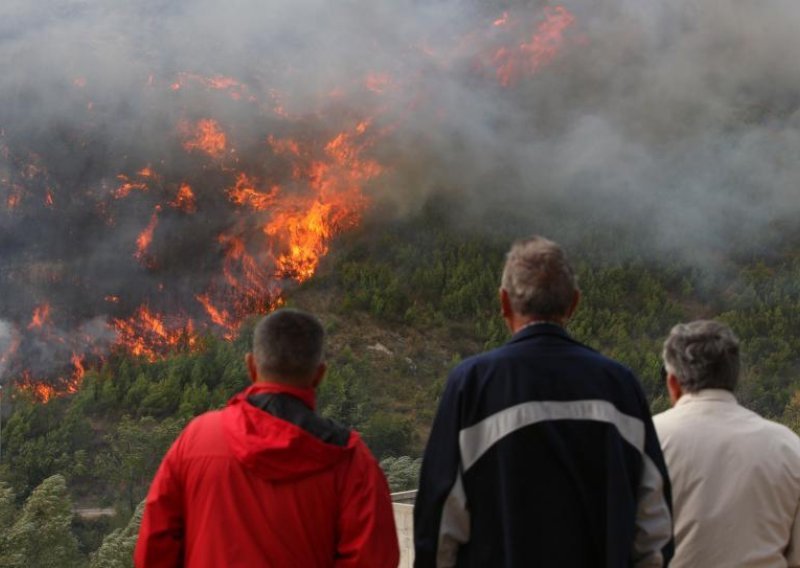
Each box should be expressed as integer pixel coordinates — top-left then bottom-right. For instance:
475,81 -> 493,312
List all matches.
0,482 -> 17,564
89,501 -> 144,568
4,474 -> 83,568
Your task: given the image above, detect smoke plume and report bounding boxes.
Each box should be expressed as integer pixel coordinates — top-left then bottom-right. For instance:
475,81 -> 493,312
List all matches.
2,0 -> 799,384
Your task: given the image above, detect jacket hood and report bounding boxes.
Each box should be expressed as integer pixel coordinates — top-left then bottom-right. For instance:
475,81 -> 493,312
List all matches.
222,382 -> 356,481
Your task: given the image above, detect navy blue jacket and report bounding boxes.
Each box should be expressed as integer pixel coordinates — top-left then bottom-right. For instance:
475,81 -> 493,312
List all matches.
414,324 -> 673,567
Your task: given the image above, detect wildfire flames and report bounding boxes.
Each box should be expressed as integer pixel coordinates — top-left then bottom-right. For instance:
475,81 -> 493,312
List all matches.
492,6 -> 575,87
181,119 -> 228,158
0,5 -> 576,402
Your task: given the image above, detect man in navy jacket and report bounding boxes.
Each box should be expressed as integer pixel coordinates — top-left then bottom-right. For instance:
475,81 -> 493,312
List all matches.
414,236 -> 674,567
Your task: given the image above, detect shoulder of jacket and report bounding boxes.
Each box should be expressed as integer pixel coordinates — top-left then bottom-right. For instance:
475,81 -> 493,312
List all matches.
177,409 -> 224,447
187,408 -> 224,428
758,415 -> 800,448
652,407 -> 677,432
451,344 -> 513,373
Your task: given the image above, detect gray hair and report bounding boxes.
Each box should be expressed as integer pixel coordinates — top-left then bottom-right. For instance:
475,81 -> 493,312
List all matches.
662,320 -> 740,393
500,236 -> 578,319
252,308 -> 325,380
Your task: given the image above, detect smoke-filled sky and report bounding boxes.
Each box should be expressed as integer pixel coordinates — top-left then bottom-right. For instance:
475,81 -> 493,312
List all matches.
4,0 -> 800,256
1,0 -> 800,380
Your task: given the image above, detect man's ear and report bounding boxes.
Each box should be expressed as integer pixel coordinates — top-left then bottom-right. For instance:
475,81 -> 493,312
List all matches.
667,372 -> 683,406
499,288 -> 515,332
245,353 -> 258,384
500,288 -> 513,319
310,362 -> 327,389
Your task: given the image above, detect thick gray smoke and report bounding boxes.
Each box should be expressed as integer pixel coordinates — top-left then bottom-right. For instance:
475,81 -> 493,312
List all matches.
1,0 -> 799,379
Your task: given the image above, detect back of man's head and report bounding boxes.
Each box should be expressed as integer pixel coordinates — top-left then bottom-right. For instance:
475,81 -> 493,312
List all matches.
662,320 -> 740,393
252,308 -> 325,385
501,235 -> 578,319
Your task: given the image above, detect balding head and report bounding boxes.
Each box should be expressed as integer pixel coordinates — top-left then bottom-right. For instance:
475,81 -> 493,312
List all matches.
500,236 -> 579,322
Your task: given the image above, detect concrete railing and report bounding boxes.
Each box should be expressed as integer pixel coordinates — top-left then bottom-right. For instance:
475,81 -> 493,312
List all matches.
391,490 -> 417,567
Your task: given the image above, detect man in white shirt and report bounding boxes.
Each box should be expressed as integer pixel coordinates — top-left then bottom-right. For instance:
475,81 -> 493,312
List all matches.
654,320 -> 800,567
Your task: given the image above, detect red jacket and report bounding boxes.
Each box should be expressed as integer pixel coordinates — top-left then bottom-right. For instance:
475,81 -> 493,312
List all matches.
135,382 -> 399,567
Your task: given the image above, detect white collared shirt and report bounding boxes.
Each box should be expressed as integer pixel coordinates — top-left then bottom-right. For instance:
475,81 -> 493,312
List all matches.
654,389 -> 800,567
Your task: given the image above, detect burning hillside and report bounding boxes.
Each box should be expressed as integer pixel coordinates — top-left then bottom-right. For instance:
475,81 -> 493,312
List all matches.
4,0 -> 800,400
0,77 -> 389,399
0,3 -> 577,400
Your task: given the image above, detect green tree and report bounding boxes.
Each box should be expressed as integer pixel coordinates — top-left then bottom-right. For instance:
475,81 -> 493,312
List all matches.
89,501 -> 144,568
3,475 -> 83,568
0,482 -> 15,531
95,416 -> 184,512
178,383 -> 211,418
318,356 -> 369,429
362,412 -> 413,458
0,482 -> 17,562
380,456 -> 422,492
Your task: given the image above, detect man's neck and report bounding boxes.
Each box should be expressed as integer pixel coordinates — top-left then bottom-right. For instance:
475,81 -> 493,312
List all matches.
512,317 -> 566,334
256,375 -> 312,389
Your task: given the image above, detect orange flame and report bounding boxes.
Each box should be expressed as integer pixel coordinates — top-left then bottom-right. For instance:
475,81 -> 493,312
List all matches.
17,373 -> 57,403
214,232 -> 282,324
169,182 -> 197,213
494,12 -> 510,27
268,135 -> 301,157
135,206 -> 160,263
114,174 -> 149,199
365,73 -> 392,94
15,358 -> 85,403
112,306 -> 198,361
195,294 -> 235,339
181,119 -> 227,158
263,124 -> 378,281
493,6 -> 575,87
67,353 -> 85,393
6,185 -> 23,209
170,73 -> 253,101
227,173 -> 278,211
28,303 -> 52,330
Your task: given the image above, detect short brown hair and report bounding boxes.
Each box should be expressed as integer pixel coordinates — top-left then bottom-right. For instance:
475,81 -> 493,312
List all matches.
500,236 -> 578,319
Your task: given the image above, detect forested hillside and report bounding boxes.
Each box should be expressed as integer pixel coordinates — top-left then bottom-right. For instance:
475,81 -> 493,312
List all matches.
2,211 -> 800,564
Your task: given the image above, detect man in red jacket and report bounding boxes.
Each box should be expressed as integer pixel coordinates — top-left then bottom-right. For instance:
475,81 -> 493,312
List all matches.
135,308 -> 399,567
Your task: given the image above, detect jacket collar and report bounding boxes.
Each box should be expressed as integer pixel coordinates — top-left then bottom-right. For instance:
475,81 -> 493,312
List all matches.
235,381 -> 316,411
507,322 -> 573,345
675,388 -> 737,408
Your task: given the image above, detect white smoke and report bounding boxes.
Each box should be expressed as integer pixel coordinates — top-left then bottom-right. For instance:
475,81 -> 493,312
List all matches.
0,320 -> 19,381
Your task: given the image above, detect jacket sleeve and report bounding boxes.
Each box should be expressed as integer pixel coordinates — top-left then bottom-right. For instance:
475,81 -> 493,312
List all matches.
631,380 -> 675,567
134,433 -> 185,568
413,371 -> 466,568
334,437 -> 399,568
